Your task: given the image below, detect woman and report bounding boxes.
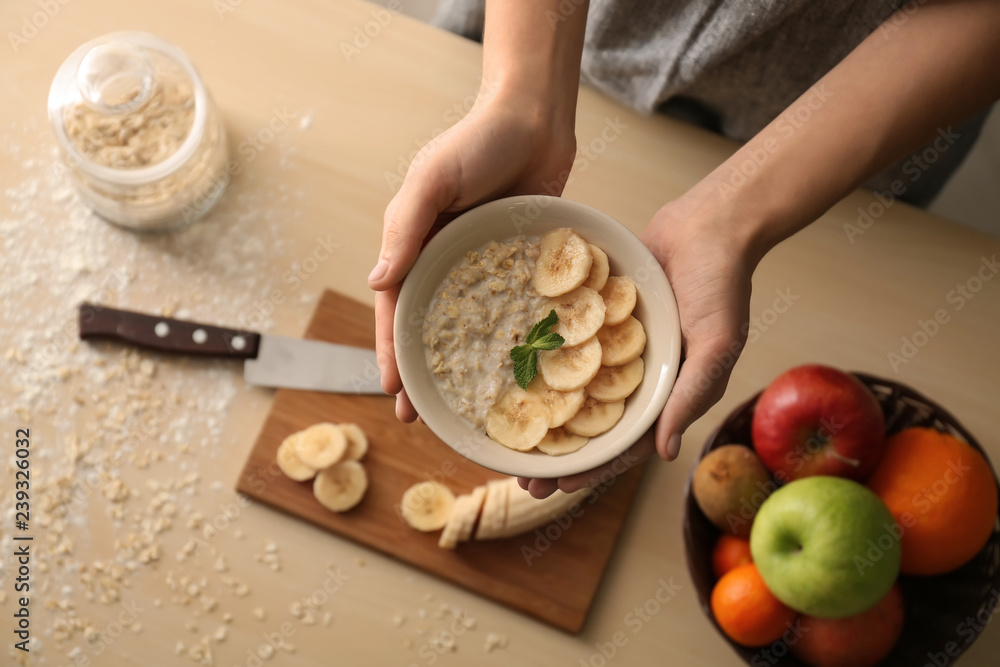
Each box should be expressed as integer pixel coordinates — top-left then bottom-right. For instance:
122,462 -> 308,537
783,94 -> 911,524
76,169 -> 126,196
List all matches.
368,0 -> 1000,497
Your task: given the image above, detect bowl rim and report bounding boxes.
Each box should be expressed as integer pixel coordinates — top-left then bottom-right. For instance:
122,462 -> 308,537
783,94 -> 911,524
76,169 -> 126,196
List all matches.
394,194 -> 681,478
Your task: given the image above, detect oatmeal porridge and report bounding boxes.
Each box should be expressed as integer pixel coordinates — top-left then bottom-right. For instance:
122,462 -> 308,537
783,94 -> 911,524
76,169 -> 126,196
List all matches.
422,235 -> 549,428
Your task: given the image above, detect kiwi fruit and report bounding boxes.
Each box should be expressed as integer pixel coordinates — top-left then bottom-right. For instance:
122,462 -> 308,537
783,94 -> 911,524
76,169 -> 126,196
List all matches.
692,444 -> 774,537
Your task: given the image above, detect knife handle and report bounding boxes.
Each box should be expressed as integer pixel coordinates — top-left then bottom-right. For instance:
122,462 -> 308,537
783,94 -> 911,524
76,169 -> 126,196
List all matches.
78,303 -> 261,359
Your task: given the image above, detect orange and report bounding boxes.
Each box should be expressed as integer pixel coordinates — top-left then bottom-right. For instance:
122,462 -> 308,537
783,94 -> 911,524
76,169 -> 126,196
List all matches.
710,563 -> 797,647
712,534 -> 753,579
866,427 -> 998,575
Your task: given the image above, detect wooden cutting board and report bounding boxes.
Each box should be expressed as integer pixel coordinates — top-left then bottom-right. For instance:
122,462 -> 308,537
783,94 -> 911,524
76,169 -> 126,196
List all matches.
236,289 -> 646,633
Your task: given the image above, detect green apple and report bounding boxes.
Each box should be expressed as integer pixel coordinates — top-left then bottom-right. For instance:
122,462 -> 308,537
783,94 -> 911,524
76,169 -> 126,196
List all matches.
750,476 -> 900,619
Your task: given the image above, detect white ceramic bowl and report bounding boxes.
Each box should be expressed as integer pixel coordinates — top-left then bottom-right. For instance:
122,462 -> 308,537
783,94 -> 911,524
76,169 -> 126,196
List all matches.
395,195 -> 681,478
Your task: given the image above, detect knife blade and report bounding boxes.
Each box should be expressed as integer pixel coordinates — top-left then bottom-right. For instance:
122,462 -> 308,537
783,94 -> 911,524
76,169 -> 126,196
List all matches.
78,303 -> 384,395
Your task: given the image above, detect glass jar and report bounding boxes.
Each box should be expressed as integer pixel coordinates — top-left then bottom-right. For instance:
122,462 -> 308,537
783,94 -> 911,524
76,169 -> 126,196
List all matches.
48,31 -> 229,232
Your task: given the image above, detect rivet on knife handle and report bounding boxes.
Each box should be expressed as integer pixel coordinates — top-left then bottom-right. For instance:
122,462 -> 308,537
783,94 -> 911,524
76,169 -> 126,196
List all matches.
78,303 -> 261,358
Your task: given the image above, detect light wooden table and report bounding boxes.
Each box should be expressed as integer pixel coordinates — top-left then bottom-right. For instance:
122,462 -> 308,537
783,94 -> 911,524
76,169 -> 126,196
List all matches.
1,1 -> 997,665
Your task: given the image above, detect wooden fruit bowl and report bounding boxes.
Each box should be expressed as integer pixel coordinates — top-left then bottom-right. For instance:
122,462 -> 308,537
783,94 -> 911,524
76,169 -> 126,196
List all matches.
682,372 -> 1000,666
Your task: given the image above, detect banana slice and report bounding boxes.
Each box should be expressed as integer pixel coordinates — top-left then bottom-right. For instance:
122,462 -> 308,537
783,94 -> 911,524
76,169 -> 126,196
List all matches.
533,228 -> 593,297
294,423 -> 348,469
586,357 -> 645,402
339,423 -> 369,461
438,485 -> 487,549
564,396 -> 626,437
485,386 -> 550,451
582,244 -> 609,291
276,434 -> 318,481
599,276 -> 637,325
536,427 -> 590,456
596,316 -> 647,366
526,377 -> 586,427
537,336 -> 602,392
475,478 -> 513,540
401,481 -> 455,532
501,483 -> 593,538
549,287 -> 606,346
313,460 -> 368,512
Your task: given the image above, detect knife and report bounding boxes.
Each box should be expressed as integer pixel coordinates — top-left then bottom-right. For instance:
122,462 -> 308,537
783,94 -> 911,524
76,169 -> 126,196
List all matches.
78,303 -> 384,394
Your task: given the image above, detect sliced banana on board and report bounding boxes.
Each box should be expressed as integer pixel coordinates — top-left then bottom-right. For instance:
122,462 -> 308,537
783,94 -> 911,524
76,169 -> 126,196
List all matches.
533,228 -> 593,297
485,386 -> 551,451
502,483 -> 593,538
549,286 -> 606,346
536,427 -> 590,456
294,422 -> 348,469
401,481 -> 455,532
438,485 -> 487,549
313,460 -> 368,512
475,478 -> 512,540
582,243 -> 610,291
564,396 -> 626,437
596,316 -> 647,367
599,276 -> 637,326
339,423 -> 369,461
276,434 -> 318,481
526,377 -> 586,427
586,357 -> 645,402
537,336 -> 603,392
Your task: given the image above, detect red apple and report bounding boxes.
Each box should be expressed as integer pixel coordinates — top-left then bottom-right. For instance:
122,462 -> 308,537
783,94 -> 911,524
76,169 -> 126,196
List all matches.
791,583 -> 904,667
752,365 -> 885,481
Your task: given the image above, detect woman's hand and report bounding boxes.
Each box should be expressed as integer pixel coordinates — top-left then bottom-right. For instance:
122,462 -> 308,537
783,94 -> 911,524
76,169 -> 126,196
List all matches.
519,196 -> 759,498
369,89 -> 576,422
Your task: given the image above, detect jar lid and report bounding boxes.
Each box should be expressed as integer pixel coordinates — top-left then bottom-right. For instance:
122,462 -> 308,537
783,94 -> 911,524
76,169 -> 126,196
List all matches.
48,31 -> 208,184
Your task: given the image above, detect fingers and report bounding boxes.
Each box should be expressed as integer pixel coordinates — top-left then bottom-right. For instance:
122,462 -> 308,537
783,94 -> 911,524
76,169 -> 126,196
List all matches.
519,429 -> 657,499
394,387 -> 418,423
526,478 -> 560,499
558,430 -> 656,493
655,336 -> 738,461
373,287 -> 402,396
369,169 -> 454,292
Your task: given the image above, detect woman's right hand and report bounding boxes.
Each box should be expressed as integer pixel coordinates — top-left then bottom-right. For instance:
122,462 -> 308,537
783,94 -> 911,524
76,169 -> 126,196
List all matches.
368,87 -> 577,423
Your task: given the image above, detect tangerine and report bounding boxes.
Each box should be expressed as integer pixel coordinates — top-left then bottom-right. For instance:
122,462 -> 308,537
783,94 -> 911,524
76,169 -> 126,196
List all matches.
712,534 -> 753,579
710,563 -> 797,647
866,427 -> 998,575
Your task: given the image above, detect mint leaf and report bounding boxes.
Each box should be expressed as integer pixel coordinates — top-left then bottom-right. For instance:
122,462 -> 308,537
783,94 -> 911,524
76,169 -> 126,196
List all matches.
526,309 -> 559,345
510,344 -> 532,364
514,349 -> 537,389
510,311 -> 566,390
531,332 -> 565,351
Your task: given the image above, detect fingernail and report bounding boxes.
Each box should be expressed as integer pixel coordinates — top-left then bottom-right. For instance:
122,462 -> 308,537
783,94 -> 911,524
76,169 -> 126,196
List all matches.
666,433 -> 682,460
368,259 -> 388,284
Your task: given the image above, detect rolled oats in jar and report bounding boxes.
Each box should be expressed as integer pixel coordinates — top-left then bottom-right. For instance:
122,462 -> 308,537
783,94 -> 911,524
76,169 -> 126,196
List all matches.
48,32 -> 229,231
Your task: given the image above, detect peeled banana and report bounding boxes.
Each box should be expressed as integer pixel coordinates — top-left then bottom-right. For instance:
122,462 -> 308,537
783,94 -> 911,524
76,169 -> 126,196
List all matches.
294,423 -> 348,469
564,396 -> 626,437
485,386 -> 551,452
599,276 -> 637,325
537,335 -> 602,392
596,316 -> 647,366
582,243 -> 610,291
549,286 -> 606,346
276,434 -> 318,481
